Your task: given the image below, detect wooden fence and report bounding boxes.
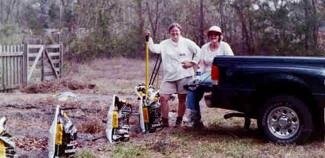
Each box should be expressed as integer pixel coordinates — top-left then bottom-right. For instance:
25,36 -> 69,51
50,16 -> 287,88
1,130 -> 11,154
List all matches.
0,44 -> 63,92
27,44 -> 63,82
0,45 -> 26,92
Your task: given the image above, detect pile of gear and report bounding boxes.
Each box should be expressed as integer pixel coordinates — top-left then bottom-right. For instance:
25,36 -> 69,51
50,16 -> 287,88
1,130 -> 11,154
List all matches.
48,105 -> 77,158
106,83 -> 162,143
106,95 -> 133,143
106,35 -> 163,144
135,83 -> 162,133
0,117 -> 16,158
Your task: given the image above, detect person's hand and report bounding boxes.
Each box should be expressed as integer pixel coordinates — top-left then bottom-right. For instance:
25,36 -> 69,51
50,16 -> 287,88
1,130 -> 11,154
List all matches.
144,30 -> 150,41
145,30 -> 150,36
181,61 -> 194,69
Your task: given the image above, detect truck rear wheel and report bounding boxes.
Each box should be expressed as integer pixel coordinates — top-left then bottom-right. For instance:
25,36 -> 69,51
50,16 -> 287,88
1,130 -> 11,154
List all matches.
258,95 -> 313,144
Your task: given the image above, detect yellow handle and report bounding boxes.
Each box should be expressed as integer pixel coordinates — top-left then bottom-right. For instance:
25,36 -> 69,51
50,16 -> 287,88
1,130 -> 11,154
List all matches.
145,41 -> 149,97
55,123 -> 63,145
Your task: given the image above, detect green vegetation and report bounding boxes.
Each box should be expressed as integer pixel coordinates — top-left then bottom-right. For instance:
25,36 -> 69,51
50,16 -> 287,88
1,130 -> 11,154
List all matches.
112,144 -> 149,158
0,0 -> 324,61
76,150 -> 97,158
0,24 -> 23,44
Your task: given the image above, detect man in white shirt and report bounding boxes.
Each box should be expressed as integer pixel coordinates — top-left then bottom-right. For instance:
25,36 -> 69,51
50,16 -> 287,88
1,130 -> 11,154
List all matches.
147,23 -> 201,127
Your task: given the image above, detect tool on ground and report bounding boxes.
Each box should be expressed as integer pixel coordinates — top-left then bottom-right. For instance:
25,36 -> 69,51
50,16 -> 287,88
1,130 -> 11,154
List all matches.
48,105 -> 77,158
106,34 -> 163,144
137,35 -> 162,133
106,95 -> 132,143
0,117 -> 15,158
136,83 -> 162,133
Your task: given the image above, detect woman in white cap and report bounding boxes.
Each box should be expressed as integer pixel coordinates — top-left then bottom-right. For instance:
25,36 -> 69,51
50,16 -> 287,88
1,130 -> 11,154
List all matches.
184,25 -> 234,128
146,23 -> 201,127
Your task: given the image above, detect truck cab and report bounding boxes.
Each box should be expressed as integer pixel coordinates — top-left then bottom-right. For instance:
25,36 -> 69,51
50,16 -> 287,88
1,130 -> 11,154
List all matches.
206,56 -> 325,144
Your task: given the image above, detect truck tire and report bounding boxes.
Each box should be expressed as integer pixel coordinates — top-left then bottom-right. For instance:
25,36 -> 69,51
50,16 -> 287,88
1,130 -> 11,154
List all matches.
258,95 -> 313,144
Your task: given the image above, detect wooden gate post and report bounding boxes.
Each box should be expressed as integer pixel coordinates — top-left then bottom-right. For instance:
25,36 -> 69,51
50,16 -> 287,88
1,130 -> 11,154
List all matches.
22,43 -> 28,86
60,44 -> 63,78
1,50 -> 4,90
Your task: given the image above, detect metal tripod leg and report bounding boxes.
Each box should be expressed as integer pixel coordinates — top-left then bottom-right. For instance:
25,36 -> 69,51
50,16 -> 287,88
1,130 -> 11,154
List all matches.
149,55 -> 161,86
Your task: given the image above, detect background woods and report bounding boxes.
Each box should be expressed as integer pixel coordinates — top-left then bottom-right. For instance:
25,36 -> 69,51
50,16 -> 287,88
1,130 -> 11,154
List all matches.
0,0 -> 324,60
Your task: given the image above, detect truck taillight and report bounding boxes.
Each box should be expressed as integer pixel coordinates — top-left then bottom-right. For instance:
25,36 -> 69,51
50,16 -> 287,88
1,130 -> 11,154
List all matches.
211,65 -> 219,85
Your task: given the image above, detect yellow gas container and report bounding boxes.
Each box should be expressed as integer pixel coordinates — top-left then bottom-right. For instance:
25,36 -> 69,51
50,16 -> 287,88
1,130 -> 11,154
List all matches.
112,110 -> 119,128
143,107 -> 149,123
55,123 -> 63,145
0,141 -> 5,158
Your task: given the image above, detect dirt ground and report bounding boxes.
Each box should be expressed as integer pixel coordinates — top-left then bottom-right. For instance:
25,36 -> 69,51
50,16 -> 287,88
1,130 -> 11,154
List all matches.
0,58 -> 324,158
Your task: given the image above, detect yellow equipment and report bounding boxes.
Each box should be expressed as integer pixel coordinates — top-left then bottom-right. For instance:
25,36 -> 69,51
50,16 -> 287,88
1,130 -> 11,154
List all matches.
49,105 -> 77,158
0,117 -> 16,158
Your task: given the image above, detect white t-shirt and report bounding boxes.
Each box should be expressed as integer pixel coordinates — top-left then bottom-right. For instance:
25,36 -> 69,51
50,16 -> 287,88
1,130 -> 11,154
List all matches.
199,41 -> 234,73
148,36 -> 201,81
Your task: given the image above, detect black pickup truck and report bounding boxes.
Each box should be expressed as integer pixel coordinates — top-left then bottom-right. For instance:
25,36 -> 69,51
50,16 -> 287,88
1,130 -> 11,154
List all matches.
205,56 -> 325,144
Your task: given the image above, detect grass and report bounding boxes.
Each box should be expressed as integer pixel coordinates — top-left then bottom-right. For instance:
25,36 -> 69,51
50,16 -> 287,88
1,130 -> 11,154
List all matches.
65,58 -> 324,158
168,130 -> 324,157
78,119 -> 104,134
62,58 -> 149,95
111,144 -> 148,158
191,143 -> 223,158
11,57 -> 323,158
76,150 -> 97,158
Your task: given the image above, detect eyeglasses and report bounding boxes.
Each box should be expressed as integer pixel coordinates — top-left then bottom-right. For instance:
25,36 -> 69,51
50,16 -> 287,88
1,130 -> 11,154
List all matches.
170,28 -> 180,34
208,32 -> 221,36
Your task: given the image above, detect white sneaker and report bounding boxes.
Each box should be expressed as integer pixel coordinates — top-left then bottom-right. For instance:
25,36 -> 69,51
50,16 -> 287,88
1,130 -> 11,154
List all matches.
183,109 -> 196,127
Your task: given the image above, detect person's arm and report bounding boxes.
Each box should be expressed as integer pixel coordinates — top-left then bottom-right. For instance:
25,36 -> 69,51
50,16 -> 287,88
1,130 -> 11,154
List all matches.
224,42 -> 234,56
188,40 -> 201,64
148,37 -> 162,54
182,40 -> 201,69
197,46 -> 206,73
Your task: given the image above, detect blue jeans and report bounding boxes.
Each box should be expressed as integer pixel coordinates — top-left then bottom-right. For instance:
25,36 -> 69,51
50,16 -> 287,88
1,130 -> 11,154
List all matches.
186,72 -> 212,121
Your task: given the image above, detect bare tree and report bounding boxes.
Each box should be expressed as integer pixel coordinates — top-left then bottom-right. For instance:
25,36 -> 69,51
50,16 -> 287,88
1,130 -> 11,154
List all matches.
145,0 -> 162,40
0,0 -> 324,57
232,0 -> 255,54
198,0 -> 205,46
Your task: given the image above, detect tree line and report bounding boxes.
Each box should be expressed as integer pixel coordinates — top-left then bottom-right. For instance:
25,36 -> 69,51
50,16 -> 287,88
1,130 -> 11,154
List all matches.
0,0 -> 324,60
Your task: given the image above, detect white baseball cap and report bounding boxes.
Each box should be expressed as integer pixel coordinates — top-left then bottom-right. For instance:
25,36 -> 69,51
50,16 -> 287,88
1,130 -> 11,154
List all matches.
207,26 -> 222,34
